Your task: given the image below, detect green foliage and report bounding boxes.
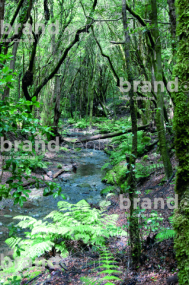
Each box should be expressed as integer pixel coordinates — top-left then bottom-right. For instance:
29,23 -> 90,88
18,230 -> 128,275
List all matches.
2,275 -> 21,285
102,162 -> 127,185
3,199 -> 127,273
141,136 -> 151,144
156,216 -> 175,242
57,163 -> 63,169
142,155 -> 148,161
134,163 -> 150,179
67,118 -> 90,129
100,186 -> 115,195
93,117 -> 109,124
95,118 -> 131,134
60,146 -> 69,152
0,98 -> 63,205
139,210 -> 164,234
0,54 -> 16,95
111,131 -> 151,159
123,210 -> 164,238
101,130 -> 152,185
0,55 -> 64,206
80,246 -> 122,285
0,263 -> 43,285
67,118 -> 75,124
156,229 -> 175,242
102,158 -> 161,188
20,155 -> 49,172
75,120 -> 90,129
124,209 -> 165,251
101,162 -> 111,171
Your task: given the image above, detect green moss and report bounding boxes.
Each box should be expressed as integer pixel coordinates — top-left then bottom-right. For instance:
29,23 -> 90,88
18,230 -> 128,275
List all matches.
102,161 -> 127,185
142,155 -> 148,161
172,0 -> 189,282
173,204 -> 189,284
141,136 -> 151,144
57,164 -> 62,169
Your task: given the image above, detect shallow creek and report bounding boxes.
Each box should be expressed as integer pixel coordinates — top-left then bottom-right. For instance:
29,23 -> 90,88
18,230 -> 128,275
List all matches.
0,141 -> 110,256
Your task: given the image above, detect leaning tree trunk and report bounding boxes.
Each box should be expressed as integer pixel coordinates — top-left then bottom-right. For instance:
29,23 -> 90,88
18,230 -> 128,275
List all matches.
172,1 -> 189,283
122,0 -> 141,266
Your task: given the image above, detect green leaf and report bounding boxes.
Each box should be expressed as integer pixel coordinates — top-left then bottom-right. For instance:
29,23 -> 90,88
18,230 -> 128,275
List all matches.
31,96 -> 37,102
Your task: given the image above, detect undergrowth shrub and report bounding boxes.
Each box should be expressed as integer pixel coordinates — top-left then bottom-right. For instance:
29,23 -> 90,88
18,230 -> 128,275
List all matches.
155,216 -> 175,242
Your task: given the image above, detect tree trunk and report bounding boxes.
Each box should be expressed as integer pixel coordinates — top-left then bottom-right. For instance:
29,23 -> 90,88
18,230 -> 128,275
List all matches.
0,0 -> 4,62
122,0 -> 141,266
0,0 -> 4,38
52,75 -> 61,136
167,0 -> 176,56
151,0 -> 173,179
172,1 -> 189,283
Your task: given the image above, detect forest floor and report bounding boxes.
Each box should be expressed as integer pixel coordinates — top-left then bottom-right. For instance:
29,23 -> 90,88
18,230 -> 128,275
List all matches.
19,176 -> 178,285
20,154 -> 178,284
0,128 -> 178,285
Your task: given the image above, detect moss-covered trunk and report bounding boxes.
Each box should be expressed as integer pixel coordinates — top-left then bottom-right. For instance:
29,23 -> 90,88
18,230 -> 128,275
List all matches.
151,0 -> 173,179
122,0 -> 141,266
173,1 -> 189,283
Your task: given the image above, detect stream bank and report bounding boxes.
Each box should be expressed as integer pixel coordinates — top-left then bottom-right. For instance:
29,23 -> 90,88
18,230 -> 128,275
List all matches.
0,127 -> 179,284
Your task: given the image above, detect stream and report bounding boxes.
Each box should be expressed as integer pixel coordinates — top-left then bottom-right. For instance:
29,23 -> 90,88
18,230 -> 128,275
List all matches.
0,130 -> 111,256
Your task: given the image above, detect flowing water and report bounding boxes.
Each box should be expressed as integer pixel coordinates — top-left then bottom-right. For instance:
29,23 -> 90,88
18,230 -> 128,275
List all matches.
0,143 -> 110,256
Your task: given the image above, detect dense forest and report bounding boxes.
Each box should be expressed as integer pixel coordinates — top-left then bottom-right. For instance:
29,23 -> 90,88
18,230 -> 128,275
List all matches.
0,0 -> 188,284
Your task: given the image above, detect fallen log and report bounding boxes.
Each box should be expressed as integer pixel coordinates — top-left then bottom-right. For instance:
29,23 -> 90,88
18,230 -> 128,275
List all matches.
73,124 -> 150,143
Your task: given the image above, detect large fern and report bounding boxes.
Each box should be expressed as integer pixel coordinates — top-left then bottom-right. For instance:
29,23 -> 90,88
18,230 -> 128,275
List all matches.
3,199 -> 127,273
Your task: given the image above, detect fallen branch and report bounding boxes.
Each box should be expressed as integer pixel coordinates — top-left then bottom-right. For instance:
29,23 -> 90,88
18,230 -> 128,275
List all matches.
73,124 -> 150,143
53,169 -> 65,179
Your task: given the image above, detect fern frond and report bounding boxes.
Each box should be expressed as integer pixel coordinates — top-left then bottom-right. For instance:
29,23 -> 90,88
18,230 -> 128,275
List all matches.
5,237 -> 22,249
13,215 -> 37,228
156,228 -> 175,242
